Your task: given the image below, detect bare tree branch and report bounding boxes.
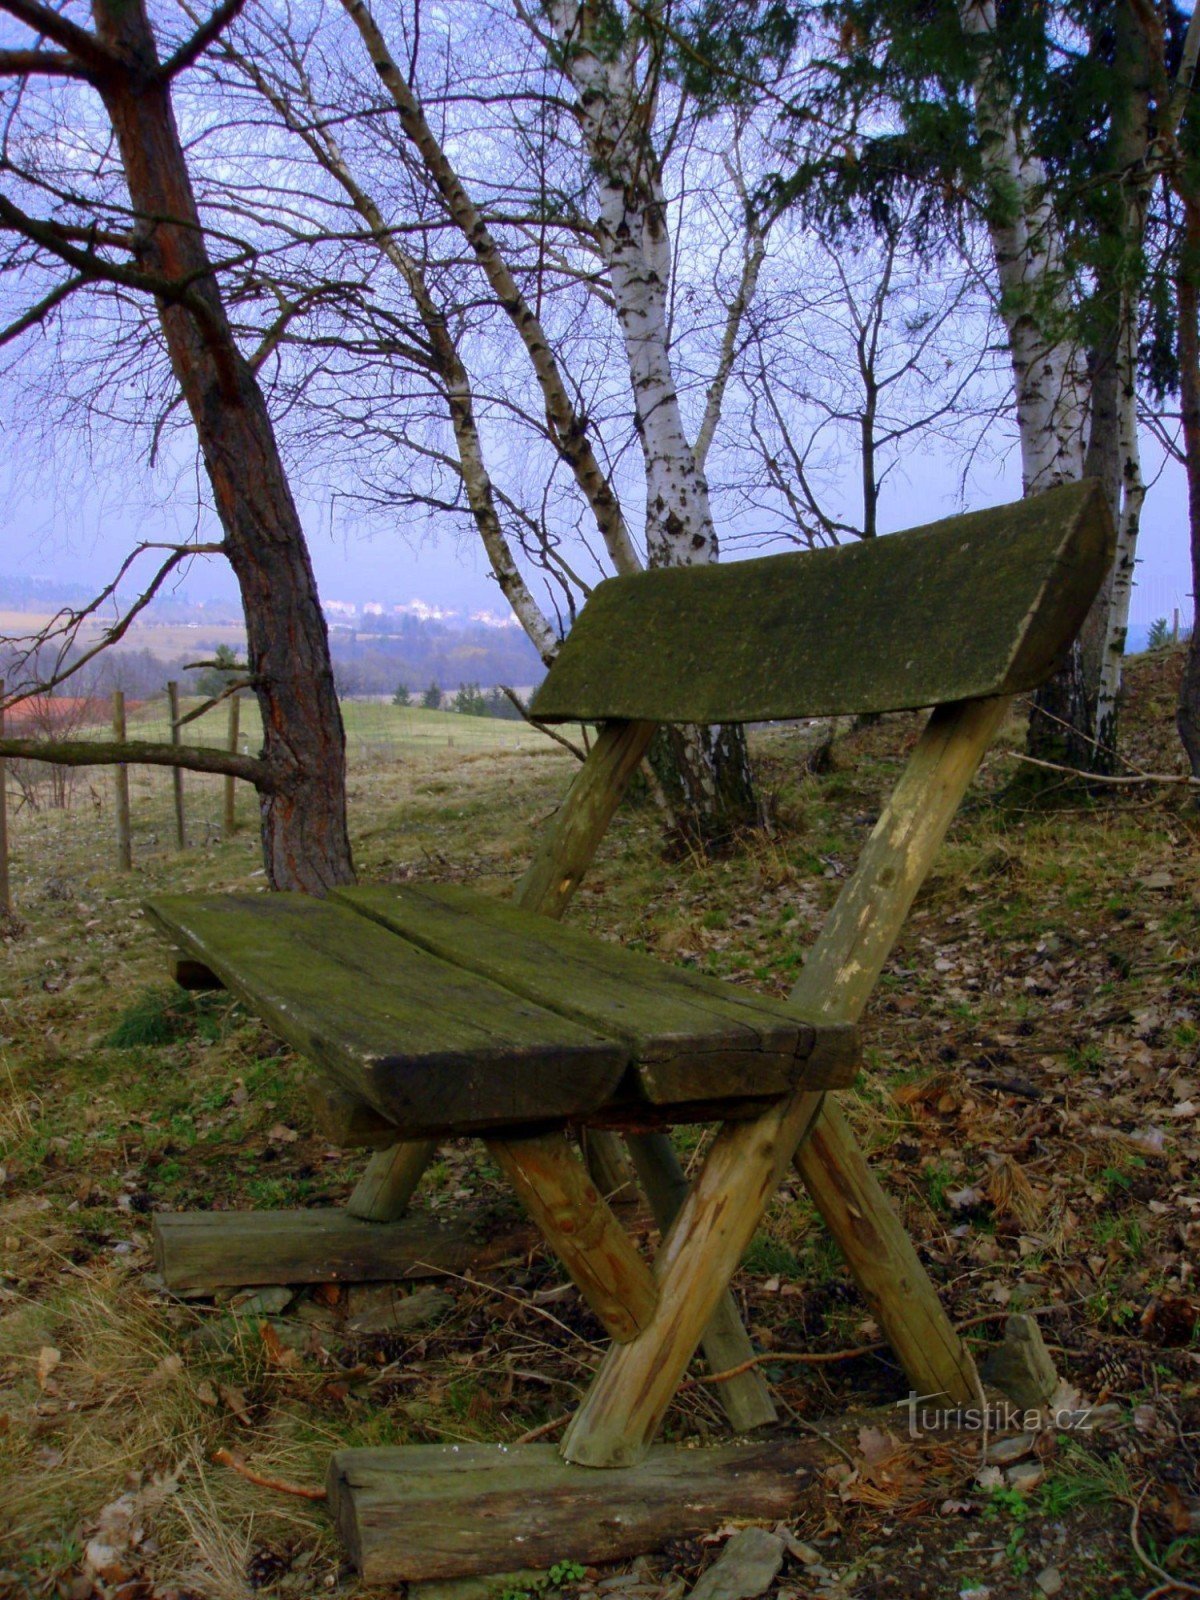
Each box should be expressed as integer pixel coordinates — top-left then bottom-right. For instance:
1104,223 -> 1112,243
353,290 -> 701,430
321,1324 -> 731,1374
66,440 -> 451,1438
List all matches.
0,736 -> 272,783
0,193 -> 212,308
0,46 -> 84,76
174,678 -> 253,725
160,0 -> 248,79
0,273 -> 85,345
498,684 -> 586,760
0,0 -> 112,72
2,542 -> 225,703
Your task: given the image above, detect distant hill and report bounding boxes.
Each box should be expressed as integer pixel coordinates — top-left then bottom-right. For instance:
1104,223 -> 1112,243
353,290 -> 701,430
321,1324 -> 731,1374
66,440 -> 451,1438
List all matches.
0,576 -> 548,695
329,617 -> 544,694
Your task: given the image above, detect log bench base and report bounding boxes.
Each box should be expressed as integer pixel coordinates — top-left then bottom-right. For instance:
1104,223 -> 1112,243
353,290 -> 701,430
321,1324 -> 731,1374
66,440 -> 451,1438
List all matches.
152,1209 -> 505,1294
326,1438 -> 838,1582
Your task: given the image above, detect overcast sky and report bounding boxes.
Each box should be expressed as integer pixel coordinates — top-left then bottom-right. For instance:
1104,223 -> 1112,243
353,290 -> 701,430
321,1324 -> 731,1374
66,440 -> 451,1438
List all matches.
3,430 -> 1194,632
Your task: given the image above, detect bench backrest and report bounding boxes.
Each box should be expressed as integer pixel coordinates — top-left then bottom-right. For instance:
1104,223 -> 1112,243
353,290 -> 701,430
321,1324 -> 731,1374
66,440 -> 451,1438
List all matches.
529,482 -> 1114,726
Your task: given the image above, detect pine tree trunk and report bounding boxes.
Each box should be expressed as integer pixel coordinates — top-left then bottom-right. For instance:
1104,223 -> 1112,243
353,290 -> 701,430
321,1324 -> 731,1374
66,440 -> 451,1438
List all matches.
91,0 -> 353,890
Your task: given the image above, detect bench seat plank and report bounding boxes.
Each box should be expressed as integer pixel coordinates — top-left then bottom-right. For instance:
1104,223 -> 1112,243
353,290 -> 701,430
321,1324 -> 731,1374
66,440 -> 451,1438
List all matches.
334,882 -> 858,1102
146,894 -> 628,1137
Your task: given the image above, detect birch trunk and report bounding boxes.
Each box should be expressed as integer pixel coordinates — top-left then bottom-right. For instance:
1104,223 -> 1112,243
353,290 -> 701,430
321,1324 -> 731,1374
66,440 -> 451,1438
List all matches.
547,2 -> 715,567
1088,0 -> 1153,767
1175,193 -> 1200,775
544,0 -> 758,838
90,0 -> 353,891
960,0 -> 1090,768
960,0 -> 1153,773
959,0 -> 1088,496
1092,303 -> 1145,759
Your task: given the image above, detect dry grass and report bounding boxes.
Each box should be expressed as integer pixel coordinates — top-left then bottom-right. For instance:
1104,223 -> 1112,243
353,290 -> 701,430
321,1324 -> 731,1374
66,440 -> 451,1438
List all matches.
1,655 -> 1198,1597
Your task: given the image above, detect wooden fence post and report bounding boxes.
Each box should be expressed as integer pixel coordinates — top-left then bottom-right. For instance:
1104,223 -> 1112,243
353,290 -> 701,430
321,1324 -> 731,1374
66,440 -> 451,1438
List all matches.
167,681 -> 186,849
0,681 -> 10,919
224,693 -> 240,836
112,689 -> 132,870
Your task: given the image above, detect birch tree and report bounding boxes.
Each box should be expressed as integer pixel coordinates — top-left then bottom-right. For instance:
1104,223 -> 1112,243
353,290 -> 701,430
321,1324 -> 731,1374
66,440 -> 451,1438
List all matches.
211,0 -> 792,840
776,0 -> 1184,772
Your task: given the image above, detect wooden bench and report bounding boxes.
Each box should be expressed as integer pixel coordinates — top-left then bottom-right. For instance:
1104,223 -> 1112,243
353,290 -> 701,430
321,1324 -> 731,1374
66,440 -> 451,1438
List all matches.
148,482 -> 1113,1582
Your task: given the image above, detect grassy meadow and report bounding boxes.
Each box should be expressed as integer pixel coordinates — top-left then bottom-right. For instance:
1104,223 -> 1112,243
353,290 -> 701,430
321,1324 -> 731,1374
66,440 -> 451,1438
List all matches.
0,658 -> 1198,1599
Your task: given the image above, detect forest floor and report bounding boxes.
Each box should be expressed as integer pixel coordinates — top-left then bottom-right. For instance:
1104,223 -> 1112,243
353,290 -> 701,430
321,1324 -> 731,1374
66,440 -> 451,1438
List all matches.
1,650 -> 1198,1600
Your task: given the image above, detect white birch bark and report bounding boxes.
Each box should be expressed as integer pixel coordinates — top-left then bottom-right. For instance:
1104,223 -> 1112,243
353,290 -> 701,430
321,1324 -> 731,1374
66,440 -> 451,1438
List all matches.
544,0 -> 719,567
1093,248 -> 1146,752
539,1 -> 762,829
694,153 -> 767,474
959,0 -> 1088,492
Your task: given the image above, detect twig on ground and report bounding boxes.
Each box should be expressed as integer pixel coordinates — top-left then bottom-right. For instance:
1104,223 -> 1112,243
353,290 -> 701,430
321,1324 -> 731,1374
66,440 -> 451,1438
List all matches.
499,684 -> 587,761
1129,1481 -> 1200,1597
770,1387 -> 859,1468
212,1447 -> 327,1500
515,1413 -> 571,1444
1001,752 -> 1200,788
512,1307 -> 1049,1444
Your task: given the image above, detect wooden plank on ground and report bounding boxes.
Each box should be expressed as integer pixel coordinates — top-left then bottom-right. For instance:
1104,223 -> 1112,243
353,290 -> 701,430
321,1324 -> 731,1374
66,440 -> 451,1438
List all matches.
152,1209 -> 495,1293
335,883 -> 858,1104
145,894 -> 628,1137
529,480 -> 1114,724
327,1439 -> 827,1581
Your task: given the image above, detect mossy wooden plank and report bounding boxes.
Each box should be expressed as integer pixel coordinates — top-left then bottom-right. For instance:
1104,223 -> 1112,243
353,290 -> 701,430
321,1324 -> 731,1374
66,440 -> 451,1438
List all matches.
335,882 -> 858,1103
145,893 -> 627,1137
327,1439 -> 823,1581
152,1209 -> 489,1292
306,1079 -> 398,1150
529,481 -> 1114,724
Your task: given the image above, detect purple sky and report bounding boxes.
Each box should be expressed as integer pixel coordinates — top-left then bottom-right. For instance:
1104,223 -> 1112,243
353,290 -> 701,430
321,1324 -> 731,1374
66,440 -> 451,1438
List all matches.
4,437 -> 1194,633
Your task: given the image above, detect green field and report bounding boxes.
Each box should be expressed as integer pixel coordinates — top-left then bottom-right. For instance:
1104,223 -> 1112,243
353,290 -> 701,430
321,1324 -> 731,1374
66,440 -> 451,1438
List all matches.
3,695 -> 569,855
121,695 -> 554,762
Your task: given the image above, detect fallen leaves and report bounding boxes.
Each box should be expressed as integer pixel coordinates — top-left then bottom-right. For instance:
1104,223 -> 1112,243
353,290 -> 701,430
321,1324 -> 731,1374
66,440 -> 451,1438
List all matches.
36,1345 -> 61,1391
83,1470 -> 180,1587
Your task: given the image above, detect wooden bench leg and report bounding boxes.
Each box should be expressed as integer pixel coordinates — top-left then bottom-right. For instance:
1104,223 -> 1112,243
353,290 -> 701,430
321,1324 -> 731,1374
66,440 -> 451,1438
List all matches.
626,1132 -> 777,1432
581,1129 -> 639,1205
488,1131 -> 658,1344
793,1100 -> 978,1408
347,1140 -> 437,1222
561,1091 -> 825,1468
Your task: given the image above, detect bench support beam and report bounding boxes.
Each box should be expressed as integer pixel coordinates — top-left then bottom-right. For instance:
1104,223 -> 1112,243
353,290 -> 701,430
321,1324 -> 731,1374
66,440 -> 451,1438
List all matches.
626,1131 -> 776,1431
487,1131 -> 658,1343
561,697 -> 1005,1467
348,1139 -> 438,1223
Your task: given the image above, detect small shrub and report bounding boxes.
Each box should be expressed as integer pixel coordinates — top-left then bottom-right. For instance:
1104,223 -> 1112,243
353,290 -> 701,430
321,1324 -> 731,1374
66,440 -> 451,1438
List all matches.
104,987 -> 230,1048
